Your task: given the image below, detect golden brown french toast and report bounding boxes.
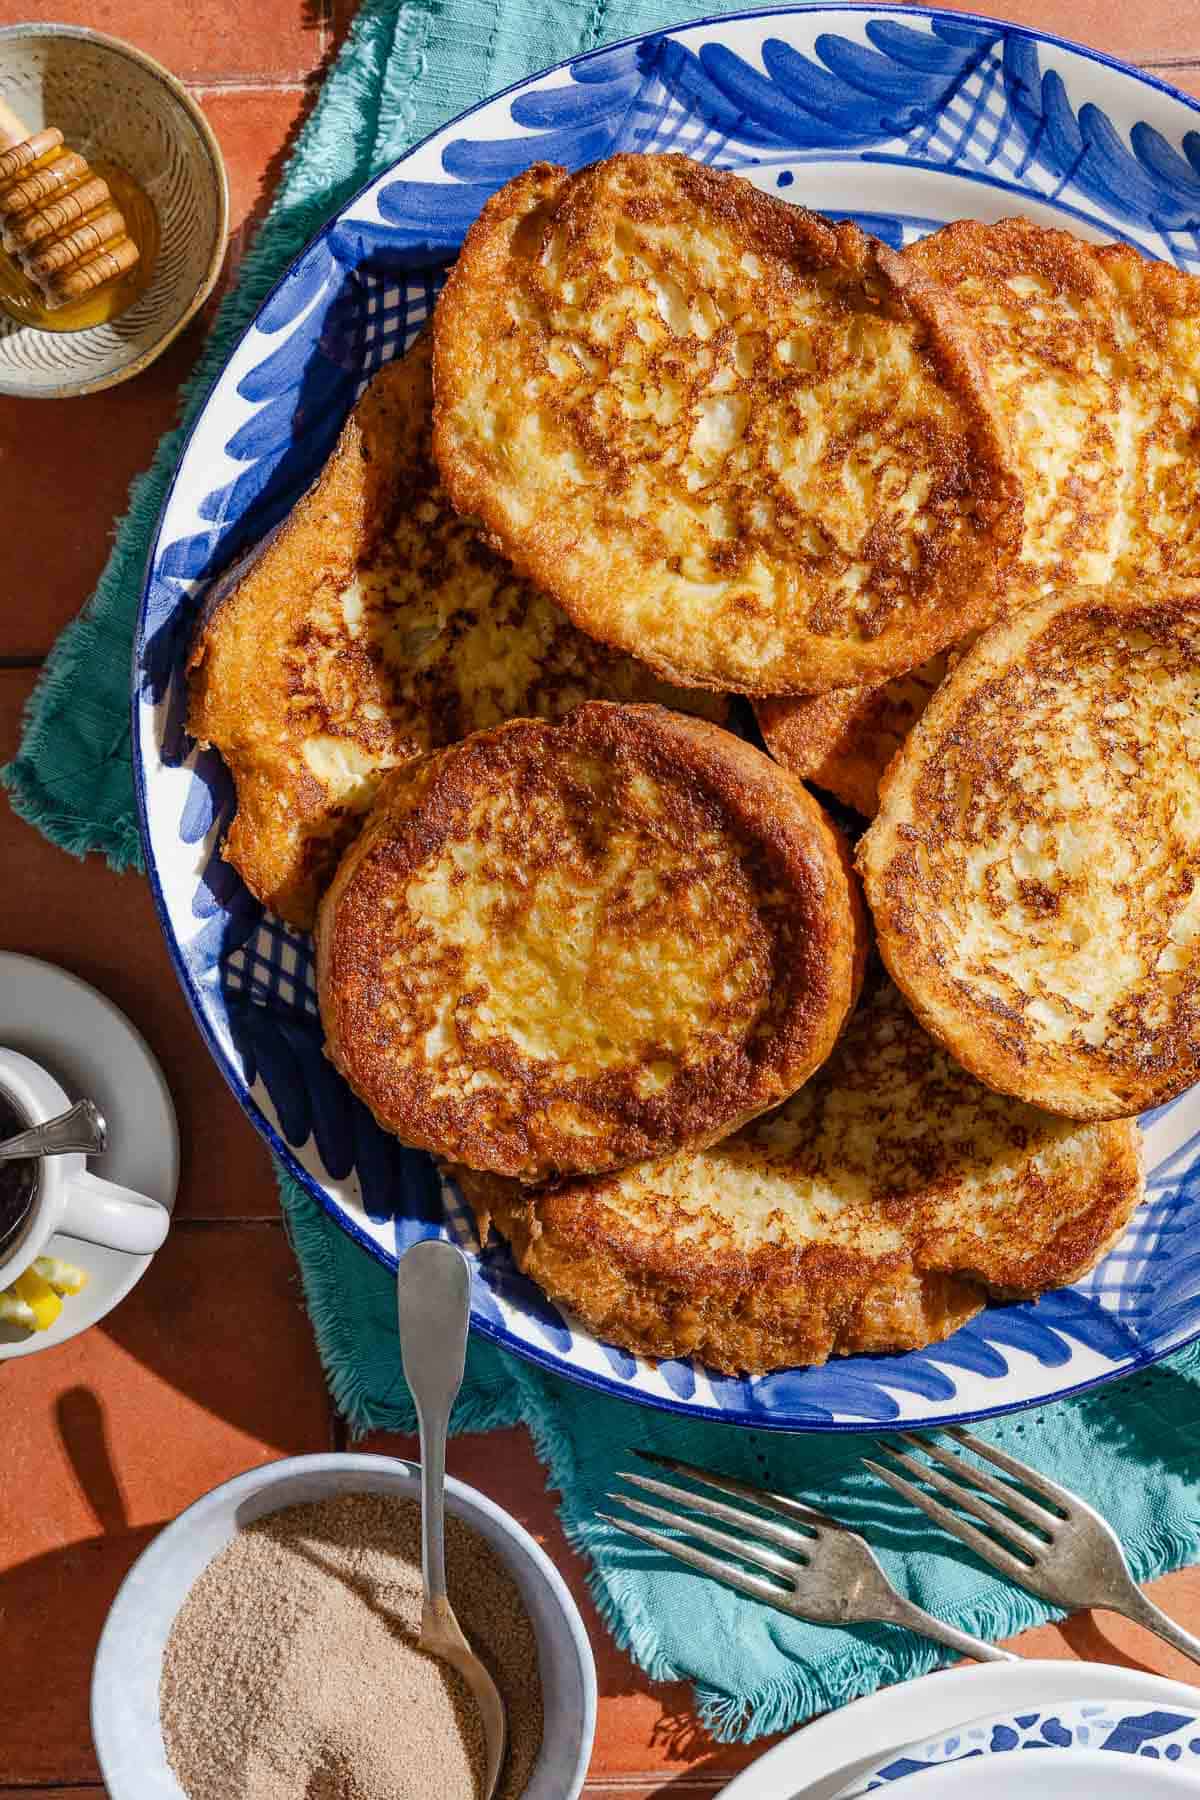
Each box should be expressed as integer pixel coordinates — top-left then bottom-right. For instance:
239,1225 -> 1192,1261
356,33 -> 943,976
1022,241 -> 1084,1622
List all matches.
456,973 -> 1143,1373
188,334 -> 723,928
433,155 -> 1022,697
317,702 -> 866,1183
756,652 -> 952,818
860,582 -> 1200,1119
759,218 -> 1200,814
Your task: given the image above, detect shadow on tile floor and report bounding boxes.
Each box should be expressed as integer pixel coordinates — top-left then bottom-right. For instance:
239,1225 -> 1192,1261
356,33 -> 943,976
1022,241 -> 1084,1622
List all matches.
233,77 -> 323,254
0,1390 -> 162,1781
648,1704 -> 741,1768
635,1765 -> 766,1797
172,66 -> 320,318
0,1525 -> 162,1777
13,1224 -> 334,1460
2,1390 -> 776,1787
638,1698 -> 782,1794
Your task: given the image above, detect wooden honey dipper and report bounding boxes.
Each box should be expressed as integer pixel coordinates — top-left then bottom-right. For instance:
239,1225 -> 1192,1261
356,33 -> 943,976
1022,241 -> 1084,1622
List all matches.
0,91 -> 140,309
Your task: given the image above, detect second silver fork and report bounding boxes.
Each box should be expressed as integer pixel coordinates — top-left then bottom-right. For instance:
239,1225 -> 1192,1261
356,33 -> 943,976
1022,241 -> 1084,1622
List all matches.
602,1454 -> 1017,1664
865,1426 -> 1200,1667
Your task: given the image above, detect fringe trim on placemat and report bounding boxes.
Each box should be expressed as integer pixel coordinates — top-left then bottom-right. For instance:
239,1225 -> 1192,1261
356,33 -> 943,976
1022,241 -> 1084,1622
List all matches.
503,1342 -> 1200,1743
1,613 -> 147,866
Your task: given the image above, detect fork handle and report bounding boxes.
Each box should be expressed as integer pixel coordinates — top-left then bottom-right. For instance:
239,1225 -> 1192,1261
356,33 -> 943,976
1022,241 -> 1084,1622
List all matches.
1114,1584 -> 1200,1667
881,1594 -> 1019,1665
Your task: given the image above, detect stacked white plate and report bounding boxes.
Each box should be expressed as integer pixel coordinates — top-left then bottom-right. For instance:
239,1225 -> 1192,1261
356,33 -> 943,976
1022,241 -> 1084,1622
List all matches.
722,1663 -> 1200,1800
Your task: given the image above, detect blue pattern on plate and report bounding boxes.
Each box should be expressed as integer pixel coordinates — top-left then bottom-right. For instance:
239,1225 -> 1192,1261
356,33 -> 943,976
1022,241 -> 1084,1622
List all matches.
133,6 -> 1200,1430
858,1703 -> 1200,1789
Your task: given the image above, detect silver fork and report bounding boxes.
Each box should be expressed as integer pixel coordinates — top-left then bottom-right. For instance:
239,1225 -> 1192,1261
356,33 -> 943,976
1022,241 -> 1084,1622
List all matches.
600,1453 -> 1016,1663
864,1426 -> 1200,1666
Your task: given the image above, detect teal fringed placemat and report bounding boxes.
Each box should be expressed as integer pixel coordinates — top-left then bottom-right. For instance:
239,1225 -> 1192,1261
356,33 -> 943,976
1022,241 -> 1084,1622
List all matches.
282,1170 -> 1200,1743
9,0 -> 1200,1743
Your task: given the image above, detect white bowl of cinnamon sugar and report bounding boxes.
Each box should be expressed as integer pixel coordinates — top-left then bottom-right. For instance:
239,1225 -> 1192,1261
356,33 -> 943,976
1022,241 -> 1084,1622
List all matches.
91,1452 -> 597,1800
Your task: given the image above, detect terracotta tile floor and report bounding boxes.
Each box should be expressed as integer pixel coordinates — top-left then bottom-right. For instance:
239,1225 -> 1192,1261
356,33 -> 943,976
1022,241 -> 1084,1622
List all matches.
2,1 -> 1200,1794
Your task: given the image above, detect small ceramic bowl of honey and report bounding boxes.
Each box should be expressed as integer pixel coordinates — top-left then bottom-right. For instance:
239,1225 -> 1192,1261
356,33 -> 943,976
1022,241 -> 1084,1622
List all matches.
0,23 -> 227,397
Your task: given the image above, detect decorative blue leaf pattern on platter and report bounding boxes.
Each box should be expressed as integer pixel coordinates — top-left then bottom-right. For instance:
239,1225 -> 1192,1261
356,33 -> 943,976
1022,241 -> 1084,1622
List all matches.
856,1701 -> 1200,1789
658,1358 -> 697,1400
178,750 -> 227,848
134,6 -> 1200,1431
1001,38 -> 1200,229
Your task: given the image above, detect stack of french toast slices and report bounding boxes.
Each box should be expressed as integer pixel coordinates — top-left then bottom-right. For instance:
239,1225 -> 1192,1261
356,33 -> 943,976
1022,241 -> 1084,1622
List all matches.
189,153 -> 1200,1375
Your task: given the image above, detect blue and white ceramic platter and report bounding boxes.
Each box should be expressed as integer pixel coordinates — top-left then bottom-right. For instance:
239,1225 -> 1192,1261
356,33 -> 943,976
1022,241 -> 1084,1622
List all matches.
134,5 -> 1200,1432
836,1698 -> 1200,1794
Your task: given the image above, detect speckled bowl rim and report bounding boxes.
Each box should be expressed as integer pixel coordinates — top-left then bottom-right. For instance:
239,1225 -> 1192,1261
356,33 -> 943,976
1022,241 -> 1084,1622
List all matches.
90,1452 -> 599,1799
0,21 -> 229,398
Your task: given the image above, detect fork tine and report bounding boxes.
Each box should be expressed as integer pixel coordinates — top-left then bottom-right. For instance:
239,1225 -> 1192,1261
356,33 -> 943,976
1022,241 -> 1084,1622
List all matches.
877,1444 -> 1046,1558
614,1491 -> 802,1582
596,1510 -> 785,1609
620,1468 -> 812,1554
946,1428 -> 1074,1518
862,1457 -> 1041,1586
637,1451 -> 836,1533
898,1432 -> 1059,1529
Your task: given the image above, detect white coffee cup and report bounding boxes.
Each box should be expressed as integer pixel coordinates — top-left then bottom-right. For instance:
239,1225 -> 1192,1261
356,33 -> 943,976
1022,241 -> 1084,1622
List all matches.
0,1046 -> 170,1289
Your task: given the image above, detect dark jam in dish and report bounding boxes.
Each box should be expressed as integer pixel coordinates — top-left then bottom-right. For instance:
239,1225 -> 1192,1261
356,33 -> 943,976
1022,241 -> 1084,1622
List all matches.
0,1089 -> 37,1257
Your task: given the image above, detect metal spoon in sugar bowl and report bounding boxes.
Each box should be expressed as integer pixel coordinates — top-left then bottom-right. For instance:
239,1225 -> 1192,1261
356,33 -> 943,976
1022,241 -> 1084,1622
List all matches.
0,1097 -> 107,1161
399,1237 -> 508,1799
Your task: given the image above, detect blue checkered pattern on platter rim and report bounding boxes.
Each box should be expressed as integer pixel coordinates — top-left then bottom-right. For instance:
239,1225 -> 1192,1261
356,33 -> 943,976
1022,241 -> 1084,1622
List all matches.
136,5 -> 1200,1431
357,276 -> 437,391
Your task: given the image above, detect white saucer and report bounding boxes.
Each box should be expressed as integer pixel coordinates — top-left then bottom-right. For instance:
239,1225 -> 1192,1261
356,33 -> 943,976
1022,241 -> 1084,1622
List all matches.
722,1662 -> 1200,1800
0,952 -> 179,1358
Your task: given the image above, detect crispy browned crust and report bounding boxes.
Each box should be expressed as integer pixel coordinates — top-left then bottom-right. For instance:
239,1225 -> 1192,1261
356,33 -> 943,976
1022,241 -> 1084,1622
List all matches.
454,974 -> 1144,1374
906,219 -> 1159,595
758,217 -> 1200,815
317,701 -> 867,1183
860,582 -> 1200,1119
188,335 -> 725,929
187,352 -> 426,925
433,154 -> 1022,696
1094,238 -> 1200,584
755,652 -> 952,816
458,1165 -> 990,1375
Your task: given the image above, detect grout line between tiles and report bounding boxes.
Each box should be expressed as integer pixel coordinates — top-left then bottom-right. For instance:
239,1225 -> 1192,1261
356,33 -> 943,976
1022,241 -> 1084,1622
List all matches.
0,654 -> 46,671
173,1216 -> 284,1228
0,1789 -> 727,1798
1140,56 -> 1200,68
581,1782 -> 731,1793
191,77 -> 314,95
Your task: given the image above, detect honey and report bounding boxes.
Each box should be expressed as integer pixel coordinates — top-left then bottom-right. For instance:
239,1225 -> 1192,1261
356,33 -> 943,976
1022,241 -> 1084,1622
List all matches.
0,159 -> 158,332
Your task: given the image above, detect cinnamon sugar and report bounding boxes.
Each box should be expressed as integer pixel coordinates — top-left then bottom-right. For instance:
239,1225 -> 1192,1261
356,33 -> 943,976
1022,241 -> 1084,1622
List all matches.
159,1493 -> 543,1800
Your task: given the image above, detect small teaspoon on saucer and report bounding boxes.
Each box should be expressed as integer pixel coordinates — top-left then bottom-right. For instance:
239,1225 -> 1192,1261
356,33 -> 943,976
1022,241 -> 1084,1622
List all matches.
0,1098 -> 107,1162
